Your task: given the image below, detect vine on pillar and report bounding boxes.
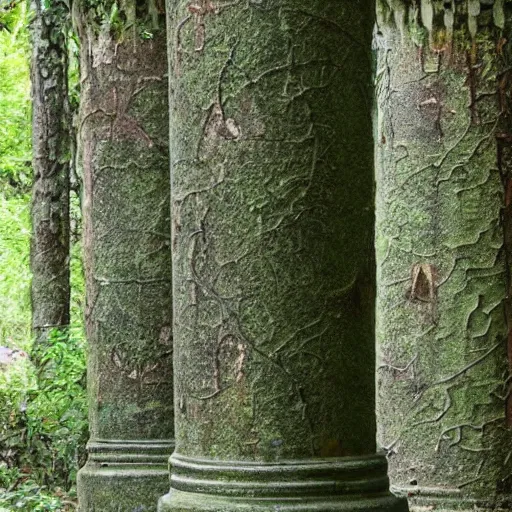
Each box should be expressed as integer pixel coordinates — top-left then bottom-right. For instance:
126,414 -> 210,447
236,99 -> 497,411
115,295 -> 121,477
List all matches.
159,1 -> 407,511
375,0 -> 512,509
75,1 -> 174,509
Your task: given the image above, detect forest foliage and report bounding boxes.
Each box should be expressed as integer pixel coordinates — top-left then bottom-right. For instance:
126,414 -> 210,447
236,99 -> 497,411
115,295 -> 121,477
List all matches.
0,1 -> 87,509
0,0 -> 31,191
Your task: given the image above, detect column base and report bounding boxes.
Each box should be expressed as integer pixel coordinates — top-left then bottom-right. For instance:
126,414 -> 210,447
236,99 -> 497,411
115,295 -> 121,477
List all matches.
158,453 -> 408,512
393,486 -> 512,512
77,439 -> 174,512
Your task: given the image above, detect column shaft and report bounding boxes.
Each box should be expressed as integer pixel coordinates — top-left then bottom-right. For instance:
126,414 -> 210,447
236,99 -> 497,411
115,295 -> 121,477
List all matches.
75,12 -> 174,511
375,0 -> 512,508
160,1 -> 407,510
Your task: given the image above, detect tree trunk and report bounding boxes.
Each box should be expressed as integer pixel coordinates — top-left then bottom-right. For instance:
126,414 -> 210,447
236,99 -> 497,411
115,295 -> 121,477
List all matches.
159,1 -> 407,511
30,0 -> 70,356
375,0 -> 512,508
74,3 -> 174,511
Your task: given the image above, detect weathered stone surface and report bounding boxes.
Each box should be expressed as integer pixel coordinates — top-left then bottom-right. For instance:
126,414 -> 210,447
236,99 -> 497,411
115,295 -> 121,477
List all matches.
78,440 -> 172,512
375,1 -> 512,509
75,10 -> 174,510
159,0 -> 407,510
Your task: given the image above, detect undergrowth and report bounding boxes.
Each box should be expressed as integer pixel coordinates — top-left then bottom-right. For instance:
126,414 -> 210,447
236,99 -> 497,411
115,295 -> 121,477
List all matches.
0,328 -> 87,511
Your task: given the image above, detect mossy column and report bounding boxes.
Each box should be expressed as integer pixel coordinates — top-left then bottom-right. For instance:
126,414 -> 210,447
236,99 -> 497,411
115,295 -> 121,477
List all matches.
75,4 -> 174,511
375,0 -> 512,509
159,1 -> 407,511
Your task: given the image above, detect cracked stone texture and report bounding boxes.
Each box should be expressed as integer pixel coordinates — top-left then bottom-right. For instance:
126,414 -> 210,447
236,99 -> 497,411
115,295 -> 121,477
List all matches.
75,2 -> 173,509
375,0 -> 512,508
169,0 -> 377,464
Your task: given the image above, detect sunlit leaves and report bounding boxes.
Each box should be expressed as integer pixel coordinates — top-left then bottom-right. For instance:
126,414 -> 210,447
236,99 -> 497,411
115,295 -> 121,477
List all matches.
0,0 -> 31,190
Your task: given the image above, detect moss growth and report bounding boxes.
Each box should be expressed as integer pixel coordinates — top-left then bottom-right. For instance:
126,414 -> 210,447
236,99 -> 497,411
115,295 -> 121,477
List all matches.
75,0 -> 164,40
75,1 -> 173,507
375,0 -> 512,508
161,0 -> 406,510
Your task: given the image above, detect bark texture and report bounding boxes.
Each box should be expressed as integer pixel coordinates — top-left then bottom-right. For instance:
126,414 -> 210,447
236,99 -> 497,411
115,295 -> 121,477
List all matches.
159,1 -> 407,510
375,0 -> 512,508
75,3 -> 173,510
30,0 -> 70,352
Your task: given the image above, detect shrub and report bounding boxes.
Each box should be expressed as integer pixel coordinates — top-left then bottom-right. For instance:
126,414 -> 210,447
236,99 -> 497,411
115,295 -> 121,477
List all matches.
1,328 -> 88,504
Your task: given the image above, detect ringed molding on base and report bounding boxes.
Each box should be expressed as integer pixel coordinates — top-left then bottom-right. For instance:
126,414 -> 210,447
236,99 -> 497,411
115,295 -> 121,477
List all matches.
393,486 -> 512,512
77,439 -> 174,512
158,453 -> 408,511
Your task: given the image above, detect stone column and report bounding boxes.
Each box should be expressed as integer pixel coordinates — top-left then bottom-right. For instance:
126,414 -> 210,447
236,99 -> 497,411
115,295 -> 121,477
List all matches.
75,14 -> 174,512
375,0 -> 512,509
159,1 -> 407,511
